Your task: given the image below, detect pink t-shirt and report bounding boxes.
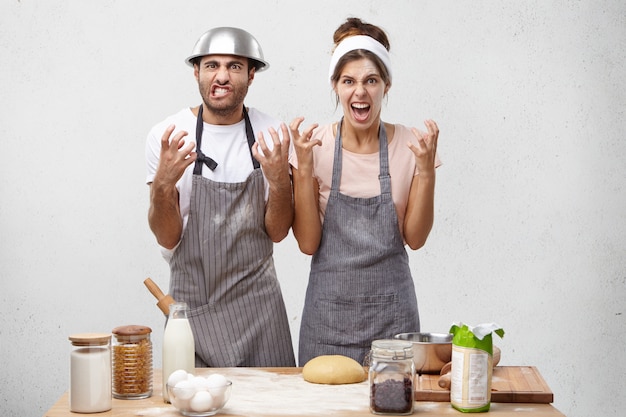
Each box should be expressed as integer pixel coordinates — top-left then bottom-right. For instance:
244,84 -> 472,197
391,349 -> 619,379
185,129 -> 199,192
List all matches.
289,123 -> 441,238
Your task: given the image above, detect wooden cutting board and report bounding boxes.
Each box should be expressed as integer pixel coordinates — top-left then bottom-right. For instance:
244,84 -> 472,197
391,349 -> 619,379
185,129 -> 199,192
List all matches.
415,366 -> 554,403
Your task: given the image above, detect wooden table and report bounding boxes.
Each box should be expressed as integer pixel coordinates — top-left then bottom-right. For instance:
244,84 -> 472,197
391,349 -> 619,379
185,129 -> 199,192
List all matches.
43,368 -> 566,417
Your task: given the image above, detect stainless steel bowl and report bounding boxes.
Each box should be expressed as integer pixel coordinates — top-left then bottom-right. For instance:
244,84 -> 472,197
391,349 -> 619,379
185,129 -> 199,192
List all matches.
185,27 -> 269,71
393,332 -> 452,374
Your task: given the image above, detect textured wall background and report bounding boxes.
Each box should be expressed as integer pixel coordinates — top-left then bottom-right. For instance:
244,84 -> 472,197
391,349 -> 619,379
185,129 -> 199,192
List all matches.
1,1 -> 624,416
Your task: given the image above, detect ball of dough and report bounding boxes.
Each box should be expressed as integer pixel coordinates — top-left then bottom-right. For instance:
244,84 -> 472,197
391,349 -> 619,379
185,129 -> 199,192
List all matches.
302,355 -> 367,384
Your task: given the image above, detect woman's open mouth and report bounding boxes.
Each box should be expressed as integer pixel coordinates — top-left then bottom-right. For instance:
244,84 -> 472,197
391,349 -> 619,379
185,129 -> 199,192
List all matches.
351,103 -> 370,122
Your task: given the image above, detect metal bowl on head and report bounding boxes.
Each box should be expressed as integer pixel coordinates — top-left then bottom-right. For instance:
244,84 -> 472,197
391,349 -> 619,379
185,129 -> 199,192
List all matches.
393,332 -> 452,374
185,27 -> 269,71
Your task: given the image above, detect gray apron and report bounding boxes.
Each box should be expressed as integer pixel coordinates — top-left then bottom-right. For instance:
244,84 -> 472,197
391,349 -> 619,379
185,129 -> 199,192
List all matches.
298,119 -> 420,366
169,106 -> 295,367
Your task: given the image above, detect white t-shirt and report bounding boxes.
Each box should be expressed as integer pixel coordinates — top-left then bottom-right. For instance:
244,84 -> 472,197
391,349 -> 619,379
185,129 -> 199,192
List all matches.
145,107 -> 284,258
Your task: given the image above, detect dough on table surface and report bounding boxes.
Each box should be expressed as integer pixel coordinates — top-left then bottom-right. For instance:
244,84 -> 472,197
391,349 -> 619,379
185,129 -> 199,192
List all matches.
302,355 -> 367,384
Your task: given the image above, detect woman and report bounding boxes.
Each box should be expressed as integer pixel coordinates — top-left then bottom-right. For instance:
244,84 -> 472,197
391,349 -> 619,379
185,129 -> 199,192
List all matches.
289,17 -> 441,366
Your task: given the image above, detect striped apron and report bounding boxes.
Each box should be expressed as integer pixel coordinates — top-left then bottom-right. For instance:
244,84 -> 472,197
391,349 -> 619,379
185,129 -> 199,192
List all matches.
298,119 -> 420,366
169,106 -> 295,367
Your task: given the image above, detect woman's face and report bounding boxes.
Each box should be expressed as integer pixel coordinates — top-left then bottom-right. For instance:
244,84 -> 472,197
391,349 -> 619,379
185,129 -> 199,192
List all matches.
334,57 -> 390,130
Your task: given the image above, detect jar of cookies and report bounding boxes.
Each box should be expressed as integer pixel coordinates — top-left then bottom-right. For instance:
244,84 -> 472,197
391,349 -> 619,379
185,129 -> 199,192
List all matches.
369,339 -> 415,415
111,325 -> 153,399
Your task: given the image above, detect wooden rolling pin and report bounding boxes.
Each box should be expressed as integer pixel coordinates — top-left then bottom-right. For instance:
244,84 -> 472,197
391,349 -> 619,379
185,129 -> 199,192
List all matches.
143,277 -> 175,316
438,346 -> 501,389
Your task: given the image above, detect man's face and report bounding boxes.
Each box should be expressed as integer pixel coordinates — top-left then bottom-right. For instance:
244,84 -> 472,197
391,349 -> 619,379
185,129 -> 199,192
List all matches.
194,55 -> 255,119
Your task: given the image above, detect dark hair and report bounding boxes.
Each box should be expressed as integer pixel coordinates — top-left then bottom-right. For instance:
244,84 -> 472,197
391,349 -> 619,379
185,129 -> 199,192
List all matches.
330,17 -> 391,86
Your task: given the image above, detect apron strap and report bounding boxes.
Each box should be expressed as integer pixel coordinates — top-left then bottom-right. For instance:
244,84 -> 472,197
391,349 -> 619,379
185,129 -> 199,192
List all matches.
330,118 -> 392,196
243,107 -> 260,170
194,105 -> 218,174
193,105 -> 259,175
329,119 -> 344,197
377,122 -> 392,196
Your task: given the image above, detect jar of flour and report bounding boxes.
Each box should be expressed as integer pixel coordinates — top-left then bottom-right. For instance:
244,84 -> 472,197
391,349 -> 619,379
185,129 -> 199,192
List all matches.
68,333 -> 112,413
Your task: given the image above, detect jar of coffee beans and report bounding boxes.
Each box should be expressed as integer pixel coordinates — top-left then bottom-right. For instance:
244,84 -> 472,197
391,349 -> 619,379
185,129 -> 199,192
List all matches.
369,339 -> 415,415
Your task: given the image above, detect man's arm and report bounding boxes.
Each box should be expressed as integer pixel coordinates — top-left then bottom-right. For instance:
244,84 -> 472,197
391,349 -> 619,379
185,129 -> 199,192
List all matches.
148,125 -> 197,249
148,181 -> 184,249
253,124 -> 293,242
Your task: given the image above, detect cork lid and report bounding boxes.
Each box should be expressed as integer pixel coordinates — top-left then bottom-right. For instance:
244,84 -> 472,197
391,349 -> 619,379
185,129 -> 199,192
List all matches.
112,325 -> 152,336
68,333 -> 111,346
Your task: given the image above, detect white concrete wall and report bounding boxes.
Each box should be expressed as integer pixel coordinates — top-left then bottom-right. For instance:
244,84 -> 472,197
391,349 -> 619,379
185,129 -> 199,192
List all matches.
1,1 -> 624,416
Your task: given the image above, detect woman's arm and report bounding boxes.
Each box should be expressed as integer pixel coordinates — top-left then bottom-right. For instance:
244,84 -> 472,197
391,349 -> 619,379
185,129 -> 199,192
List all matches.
403,119 -> 439,250
292,168 -> 322,254
289,117 -> 323,255
403,172 -> 436,250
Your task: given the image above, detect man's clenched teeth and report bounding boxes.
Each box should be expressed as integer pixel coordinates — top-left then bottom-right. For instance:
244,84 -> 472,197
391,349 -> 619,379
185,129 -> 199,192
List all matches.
212,87 -> 230,96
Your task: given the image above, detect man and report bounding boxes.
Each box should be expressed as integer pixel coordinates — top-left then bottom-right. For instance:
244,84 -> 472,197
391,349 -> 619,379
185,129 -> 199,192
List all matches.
145,27 -> 295,367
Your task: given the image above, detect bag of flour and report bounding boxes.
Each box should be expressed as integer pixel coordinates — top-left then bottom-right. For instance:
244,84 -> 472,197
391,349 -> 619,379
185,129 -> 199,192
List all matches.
449,323 -> 505,413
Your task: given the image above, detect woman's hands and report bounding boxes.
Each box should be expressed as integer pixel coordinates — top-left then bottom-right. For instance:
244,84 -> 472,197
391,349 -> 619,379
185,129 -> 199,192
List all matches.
289,117 -> 321,175
408,119 -> 439,177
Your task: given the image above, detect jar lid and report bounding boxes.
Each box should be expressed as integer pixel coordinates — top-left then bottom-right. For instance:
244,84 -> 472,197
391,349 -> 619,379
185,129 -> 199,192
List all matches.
112,325 -> 152,336
69,333 -> 111,346
371,339 -> 414,359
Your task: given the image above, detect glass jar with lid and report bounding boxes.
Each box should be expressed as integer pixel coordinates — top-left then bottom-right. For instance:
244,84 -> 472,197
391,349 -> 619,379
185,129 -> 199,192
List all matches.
369,339 -> 415,415
111,325 -> 153,399
69,333 -> 112,413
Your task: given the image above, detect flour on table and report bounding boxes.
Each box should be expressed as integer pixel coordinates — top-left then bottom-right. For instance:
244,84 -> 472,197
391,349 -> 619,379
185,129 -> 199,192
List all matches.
223,368 -> 368,416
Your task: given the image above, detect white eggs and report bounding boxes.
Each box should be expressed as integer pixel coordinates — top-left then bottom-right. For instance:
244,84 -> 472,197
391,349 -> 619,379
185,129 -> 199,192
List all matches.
206,373 -> 228,388
190,390 -> 214,412
167,369 -> 189,388
168,371 -> 230,414
173,379 -> 196,400
170,392 -> 190,411
205,373 -> 228,401
191,375 -> 211,391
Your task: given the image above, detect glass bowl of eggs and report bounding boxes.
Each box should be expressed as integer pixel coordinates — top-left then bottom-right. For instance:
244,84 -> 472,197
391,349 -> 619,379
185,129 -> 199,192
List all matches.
167,370 -> 232,416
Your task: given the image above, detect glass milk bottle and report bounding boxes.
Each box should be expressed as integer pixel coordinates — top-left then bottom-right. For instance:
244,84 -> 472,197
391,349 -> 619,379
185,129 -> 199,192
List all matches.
162,302 -> 195,402
68,333 -> 112,413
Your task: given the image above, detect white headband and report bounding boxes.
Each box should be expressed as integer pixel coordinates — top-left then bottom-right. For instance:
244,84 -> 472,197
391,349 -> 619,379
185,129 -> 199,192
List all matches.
328,35 -> 392,85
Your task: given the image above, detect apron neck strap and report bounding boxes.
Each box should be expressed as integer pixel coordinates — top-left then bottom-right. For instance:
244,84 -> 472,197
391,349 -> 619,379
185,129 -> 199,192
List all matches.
193,105 -> 259,175
330,119 -> 391,195
242,106 -> 260,170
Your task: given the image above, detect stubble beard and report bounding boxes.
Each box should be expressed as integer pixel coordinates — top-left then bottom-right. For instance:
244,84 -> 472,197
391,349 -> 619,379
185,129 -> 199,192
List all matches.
199,81 -> 249,119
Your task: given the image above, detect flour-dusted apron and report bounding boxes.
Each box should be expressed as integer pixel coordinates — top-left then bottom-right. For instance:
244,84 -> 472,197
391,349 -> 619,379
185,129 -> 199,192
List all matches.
298,119 -> 420,366
169,106 -> 295,367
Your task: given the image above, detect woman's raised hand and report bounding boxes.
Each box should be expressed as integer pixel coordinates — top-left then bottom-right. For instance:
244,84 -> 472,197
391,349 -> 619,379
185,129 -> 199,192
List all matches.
289,117 -> 321,174
408,119 -> 439,175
